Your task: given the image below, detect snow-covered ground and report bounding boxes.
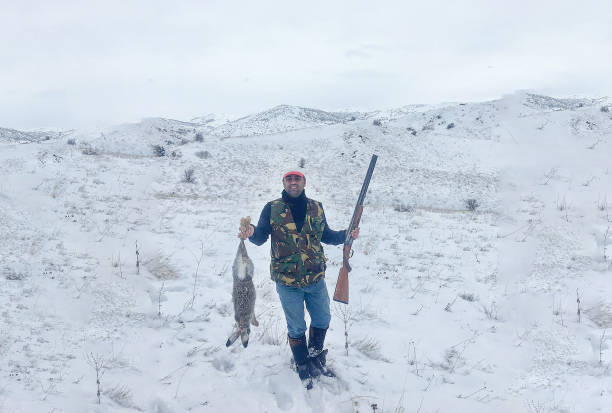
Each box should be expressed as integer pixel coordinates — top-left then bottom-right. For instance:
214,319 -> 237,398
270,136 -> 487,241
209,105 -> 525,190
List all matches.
1,92 -> 611,413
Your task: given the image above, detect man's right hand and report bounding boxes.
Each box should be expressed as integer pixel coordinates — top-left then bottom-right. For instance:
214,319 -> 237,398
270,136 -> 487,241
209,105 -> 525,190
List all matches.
238,217 -> 254,239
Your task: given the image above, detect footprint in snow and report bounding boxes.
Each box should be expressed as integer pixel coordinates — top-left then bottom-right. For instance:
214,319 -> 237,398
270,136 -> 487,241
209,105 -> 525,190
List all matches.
268,375 -> 294,410
211,356 -> 234,373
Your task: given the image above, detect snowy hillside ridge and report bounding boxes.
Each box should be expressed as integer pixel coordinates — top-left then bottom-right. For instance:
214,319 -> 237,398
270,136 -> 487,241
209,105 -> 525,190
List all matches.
366,103 -> 465,122
0,126 -> 61,143
67,117 -> 211,157
209,104 -> 365,137
522,93 -> 603,112
114,117 -> 203,143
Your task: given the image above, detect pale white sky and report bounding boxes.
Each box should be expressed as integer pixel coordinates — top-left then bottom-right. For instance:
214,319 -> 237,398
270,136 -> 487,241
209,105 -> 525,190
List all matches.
2,0 -> 611,130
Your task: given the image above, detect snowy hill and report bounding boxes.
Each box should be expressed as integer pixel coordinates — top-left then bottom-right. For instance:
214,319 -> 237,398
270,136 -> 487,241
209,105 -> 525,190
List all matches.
64,117 -> 210,157
0,126 -> 61,143
522,93 -> 602,112
1,92 -> 612,413
209,105 -> 365,137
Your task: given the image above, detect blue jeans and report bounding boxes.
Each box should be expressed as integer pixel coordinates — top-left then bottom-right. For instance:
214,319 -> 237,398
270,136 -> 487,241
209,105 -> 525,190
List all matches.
275,278 -> 331,339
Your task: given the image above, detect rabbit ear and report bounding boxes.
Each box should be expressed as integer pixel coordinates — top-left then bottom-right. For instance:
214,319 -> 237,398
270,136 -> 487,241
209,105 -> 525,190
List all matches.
226,326 -> 240,347
250,314 -> 259,327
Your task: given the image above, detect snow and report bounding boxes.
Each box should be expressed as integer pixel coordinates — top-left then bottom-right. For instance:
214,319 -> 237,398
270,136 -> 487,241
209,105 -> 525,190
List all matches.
1,92 -> 611,412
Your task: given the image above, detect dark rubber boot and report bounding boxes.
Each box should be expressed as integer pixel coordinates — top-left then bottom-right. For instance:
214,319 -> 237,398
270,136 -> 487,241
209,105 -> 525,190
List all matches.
308,326 -> 327,350
307,327 -> 335,377
288,335 -> 313,390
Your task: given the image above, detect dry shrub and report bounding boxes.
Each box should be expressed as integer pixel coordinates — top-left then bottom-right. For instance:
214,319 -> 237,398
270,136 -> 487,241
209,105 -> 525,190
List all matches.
144,253 -> 179,280
585,301 -> 612,328
256,315 -> 285,346
104,385 -> 139,410
353,336 -> 389,361
459,292 -> 478,302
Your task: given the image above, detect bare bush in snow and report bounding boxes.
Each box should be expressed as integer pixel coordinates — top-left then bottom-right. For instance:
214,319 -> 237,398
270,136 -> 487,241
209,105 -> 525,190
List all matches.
482,301 -> 498,320
81,145 -> 99,155
465,199 -> 479,211
195,150 -> 211,159
597,196 -> 608,213
552,297 -> 564,325
604,225 -> 610,262
104,384 -> 139,409
393,200 -> 414,213
442,348 -> 465,373
526,400 -> 546,413
85,352 -> 106,405
256,315 -> 285,346
459,292 -> 478,302
444,297 -> 458,312
577,289 -> 582,323
135,241 -> 140,275
600,329 -> 607,365
158,281 -> 165,318
152,145 -> 166,157
556,195 -> 568,211
183,168 -> 196,184
333,303 -> 354,356
585,301 -> 612,328
144,253 -> 179,280
4,264 -> 27,280
353,336 -> 387,361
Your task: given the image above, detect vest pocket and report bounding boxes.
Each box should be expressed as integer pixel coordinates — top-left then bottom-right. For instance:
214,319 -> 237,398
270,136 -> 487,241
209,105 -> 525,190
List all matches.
272,255 -> 299,277
304,259 -> 326,274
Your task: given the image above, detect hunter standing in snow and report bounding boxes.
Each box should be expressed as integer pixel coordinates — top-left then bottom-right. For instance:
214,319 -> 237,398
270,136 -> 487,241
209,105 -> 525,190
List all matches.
238,170 -> 359,389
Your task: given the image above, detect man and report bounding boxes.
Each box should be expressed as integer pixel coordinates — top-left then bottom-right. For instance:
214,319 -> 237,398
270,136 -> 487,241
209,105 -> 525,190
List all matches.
238,170 -> 359,389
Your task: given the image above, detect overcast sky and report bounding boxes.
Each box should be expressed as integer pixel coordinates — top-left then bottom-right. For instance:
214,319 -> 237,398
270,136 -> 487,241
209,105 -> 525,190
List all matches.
2,0 -> 611,130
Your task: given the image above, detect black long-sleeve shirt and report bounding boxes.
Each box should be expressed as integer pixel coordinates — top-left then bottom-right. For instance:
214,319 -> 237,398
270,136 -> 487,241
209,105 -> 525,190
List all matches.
249,190 -> 346,246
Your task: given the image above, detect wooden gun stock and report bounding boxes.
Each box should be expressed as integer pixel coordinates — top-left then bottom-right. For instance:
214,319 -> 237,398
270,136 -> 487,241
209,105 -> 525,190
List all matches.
333,244 -> 353,303
333,265 -> 350,304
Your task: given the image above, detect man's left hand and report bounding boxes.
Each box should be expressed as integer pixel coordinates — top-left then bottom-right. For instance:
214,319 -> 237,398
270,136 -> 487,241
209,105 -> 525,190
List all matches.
350,227 -> 360,240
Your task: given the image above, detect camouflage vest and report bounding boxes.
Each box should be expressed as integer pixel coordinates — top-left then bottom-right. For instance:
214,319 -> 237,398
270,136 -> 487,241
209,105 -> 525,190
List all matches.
270,198 -> 327,287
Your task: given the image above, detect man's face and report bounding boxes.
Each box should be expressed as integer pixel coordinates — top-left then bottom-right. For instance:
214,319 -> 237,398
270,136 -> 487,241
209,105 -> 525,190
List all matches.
283,174 -> 305,198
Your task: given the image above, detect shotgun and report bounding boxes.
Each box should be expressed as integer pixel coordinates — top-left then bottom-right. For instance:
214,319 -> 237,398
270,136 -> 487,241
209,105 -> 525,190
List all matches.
333,154 -> 378,304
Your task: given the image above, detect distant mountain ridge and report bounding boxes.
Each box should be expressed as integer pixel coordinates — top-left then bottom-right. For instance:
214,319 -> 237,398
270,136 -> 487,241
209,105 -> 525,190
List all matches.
2,93 -> 608,145
209,104 -> 366,137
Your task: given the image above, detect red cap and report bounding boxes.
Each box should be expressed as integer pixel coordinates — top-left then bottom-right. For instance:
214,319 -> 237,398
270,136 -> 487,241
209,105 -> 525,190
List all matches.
283,171 -> 305,179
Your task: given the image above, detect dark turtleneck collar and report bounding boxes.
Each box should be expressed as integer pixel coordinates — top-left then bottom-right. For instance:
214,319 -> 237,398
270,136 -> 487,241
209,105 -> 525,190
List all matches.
281,189 -> 306,204
281,190 -> 307,231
